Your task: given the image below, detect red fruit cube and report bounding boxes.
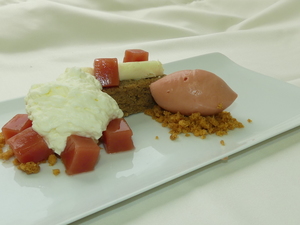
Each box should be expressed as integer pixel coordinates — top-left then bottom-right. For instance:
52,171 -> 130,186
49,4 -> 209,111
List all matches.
94,58 -> 119,87
102,118 -> 134,154
61,135 -> 101,175
123,49 -> 149,62
7,127 -> 53,163
2,114 -> 32,141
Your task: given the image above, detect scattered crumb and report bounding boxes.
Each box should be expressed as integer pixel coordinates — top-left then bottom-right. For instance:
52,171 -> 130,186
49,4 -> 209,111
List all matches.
18,162 -> 40,174
145,105 -> 244,140
0,133 -> 14,160
52,169 -> 61,176
48,154 -> 57,166
217,103 -> 223,109
220,140 -> 225,146
247,119 -> 252,123
221,156 -> 229,161
13,158 -> 20,166
39,159 -> 47,164
0,132 -> 4,140
0,148 -> 14,160
155,136 -> 159,140
170,133 -> 178,140
0,132 -> 5,154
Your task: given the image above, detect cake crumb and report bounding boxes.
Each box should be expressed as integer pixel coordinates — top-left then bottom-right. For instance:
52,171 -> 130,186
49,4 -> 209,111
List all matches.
170,133 -> 178,140
155,136 -> 159,140
217,103 -> 223,109
18,162 -> 40,174
13,158 -> 20,166
247,119 -> 252,123
0,132 -> 4,141
52,169 -> 60,176
145,105 -> 244,140
0,133 -> 14,160
48,154 -> 57,166
220,140 -> 225,146
0,132 -> 5,154
221,156 -> 229,161
0,148 -> 14,160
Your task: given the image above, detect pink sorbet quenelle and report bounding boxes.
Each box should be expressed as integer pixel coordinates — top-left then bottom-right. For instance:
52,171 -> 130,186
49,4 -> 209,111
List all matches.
150,69 -> 237,116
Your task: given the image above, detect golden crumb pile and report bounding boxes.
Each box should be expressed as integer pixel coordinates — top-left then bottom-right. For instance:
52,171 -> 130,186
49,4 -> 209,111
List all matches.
18,162 -> 41,174
14,154 -> 60,175
0,148 -> 14,160
0,133 -> 10,159
0,133 -> 5,152
144,105 -> 244,140
0,132 -> 60,175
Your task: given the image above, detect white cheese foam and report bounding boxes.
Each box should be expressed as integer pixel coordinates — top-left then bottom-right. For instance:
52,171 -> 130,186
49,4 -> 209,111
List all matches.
118,60 -> 164,80
81,61 -> 164,81
25,67 -> 123,154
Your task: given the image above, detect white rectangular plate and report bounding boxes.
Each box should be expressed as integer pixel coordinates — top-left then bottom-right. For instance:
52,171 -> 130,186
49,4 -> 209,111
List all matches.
1,53 -> 300,225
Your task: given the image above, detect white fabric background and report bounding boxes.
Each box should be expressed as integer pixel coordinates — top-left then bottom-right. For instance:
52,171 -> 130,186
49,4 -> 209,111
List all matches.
1,0 -> 300,224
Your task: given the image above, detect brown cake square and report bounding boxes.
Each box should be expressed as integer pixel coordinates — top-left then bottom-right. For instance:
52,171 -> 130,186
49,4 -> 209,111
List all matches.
103,76 -> 164,117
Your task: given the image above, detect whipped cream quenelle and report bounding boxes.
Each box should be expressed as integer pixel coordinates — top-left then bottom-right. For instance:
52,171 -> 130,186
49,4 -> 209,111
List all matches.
25,67 -> 123,154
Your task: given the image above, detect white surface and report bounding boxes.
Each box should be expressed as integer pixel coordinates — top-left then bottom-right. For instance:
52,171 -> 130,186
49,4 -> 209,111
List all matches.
4,53 -> 300,225
1,1 -> 300,225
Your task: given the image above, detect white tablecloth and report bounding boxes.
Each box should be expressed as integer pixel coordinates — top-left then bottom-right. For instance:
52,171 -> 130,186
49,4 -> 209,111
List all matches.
1,0 -> 300,224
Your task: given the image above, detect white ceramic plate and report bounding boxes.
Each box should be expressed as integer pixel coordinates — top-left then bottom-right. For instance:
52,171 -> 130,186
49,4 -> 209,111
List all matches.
1,53 -> 300,225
